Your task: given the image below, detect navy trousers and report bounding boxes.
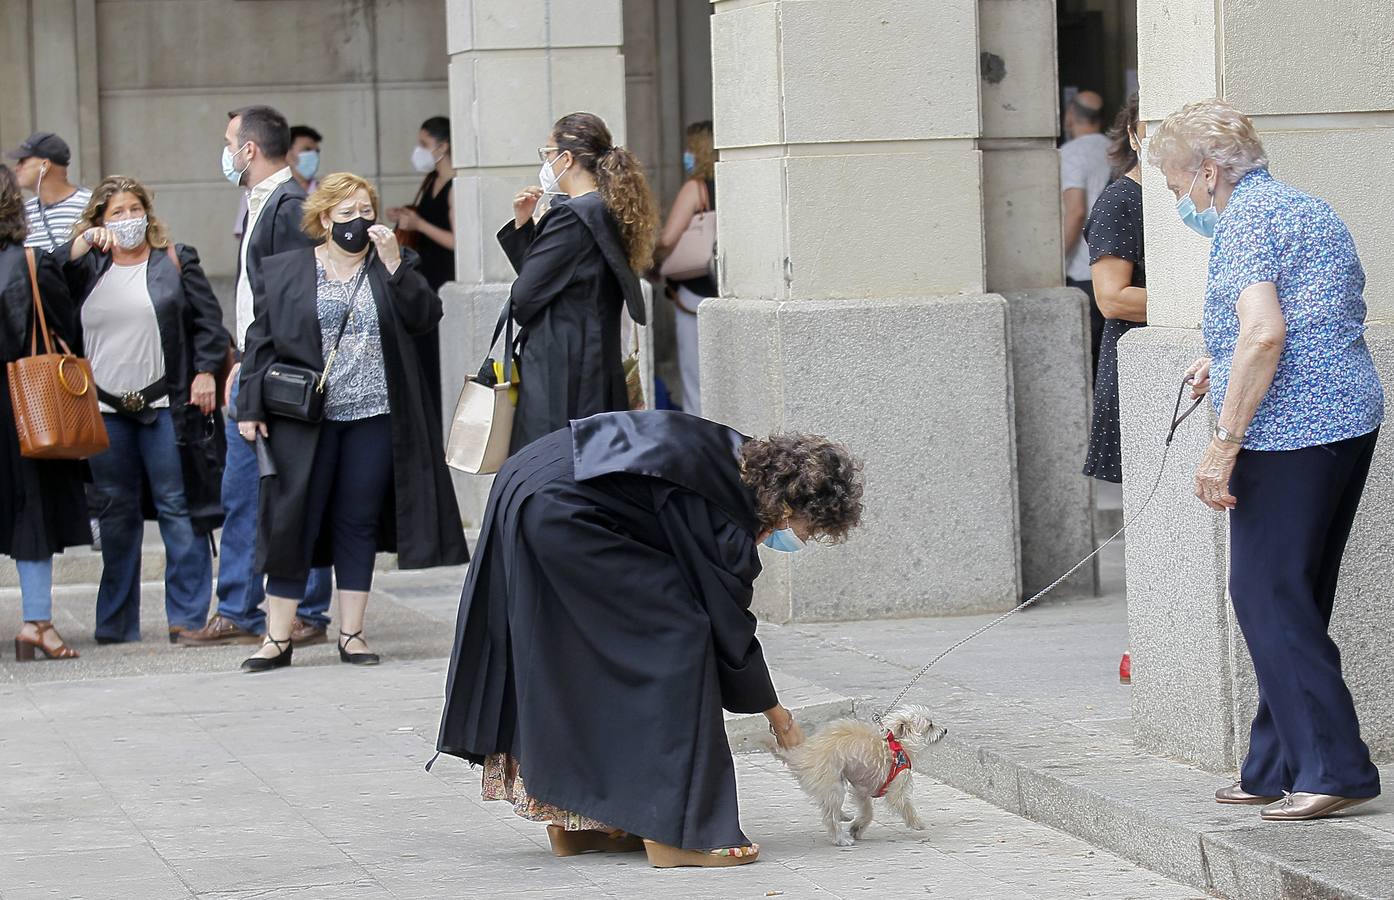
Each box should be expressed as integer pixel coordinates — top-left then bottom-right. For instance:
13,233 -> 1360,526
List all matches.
1229,429 -> 1381,799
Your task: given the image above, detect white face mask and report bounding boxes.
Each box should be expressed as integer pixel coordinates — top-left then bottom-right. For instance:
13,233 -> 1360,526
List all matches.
107,215 -> 149,250
538,152 -> 570,195
411,145 -> 439,173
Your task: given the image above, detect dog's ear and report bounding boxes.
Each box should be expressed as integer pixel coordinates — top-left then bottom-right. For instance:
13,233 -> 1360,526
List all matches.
889,717 -> 909,739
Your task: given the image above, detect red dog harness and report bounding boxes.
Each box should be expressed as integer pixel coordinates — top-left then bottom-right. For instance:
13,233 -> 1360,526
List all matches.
874,732 -> 912,798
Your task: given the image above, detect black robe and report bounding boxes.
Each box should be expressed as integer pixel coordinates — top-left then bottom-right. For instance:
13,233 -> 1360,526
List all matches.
0,244 -> 90,559
436,411 -> 778,851
497,192 -> 646,453
238,247 -> 469,580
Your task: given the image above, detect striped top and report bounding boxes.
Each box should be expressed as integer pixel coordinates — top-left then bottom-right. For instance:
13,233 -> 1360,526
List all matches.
24,187 -> 92,251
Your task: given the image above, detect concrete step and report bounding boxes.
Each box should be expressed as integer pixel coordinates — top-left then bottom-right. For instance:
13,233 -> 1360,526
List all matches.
725,670 -> 856,754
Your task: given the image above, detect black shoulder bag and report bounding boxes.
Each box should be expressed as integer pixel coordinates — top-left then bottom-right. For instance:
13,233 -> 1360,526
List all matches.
262,256 -> 372,423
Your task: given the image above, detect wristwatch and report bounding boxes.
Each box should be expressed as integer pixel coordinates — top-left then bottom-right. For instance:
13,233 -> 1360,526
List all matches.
1214,424 -> 1245,445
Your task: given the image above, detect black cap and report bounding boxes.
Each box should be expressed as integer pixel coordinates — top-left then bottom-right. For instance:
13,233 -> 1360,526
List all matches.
5,132 -> 71,167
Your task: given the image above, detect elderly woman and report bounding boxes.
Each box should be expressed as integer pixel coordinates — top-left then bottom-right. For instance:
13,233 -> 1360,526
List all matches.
64,176 -> 230,645
0,164 -> 89,660
1151,100 -> 1384,822
237,173 -> 468,673
437,411 -> 863,866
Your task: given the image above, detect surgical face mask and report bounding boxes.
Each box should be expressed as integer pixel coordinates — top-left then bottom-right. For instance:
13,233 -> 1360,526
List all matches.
294,149 -> 320,181
1176,169 -> 1219,239
682,151 -> 695,174
538,152 -> 570,196
762,527 -> 806,553
107,216 -> 148,250
331,216 -> 374,254
411,145 -> 439,174
222,143 -> 250,187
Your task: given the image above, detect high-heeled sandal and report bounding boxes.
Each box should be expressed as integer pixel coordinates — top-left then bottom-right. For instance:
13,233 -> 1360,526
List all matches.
14,621 -> 79,662
240,635 -> 293,673
338,630 -> 380,666
643,839 -> 760,868
547,826 -> 645,857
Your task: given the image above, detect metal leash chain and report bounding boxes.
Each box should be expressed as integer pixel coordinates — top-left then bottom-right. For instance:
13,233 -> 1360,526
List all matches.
871,377 -> 1203,727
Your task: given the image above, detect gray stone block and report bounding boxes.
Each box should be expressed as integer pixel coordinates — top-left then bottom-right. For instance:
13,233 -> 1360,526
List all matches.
1002,288 -> 1098,601
700,294 -> 1021,621
1119,324 -> 1394,771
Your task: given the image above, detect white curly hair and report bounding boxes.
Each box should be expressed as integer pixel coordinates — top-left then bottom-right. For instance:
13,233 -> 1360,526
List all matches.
1147,98 -> 1269,180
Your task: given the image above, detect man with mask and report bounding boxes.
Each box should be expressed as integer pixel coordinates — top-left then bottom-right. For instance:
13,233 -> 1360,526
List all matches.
234,124 -> 323,242
1059,90 -> 1112,373
182,106 -> 334,647
6,132 -> 91,251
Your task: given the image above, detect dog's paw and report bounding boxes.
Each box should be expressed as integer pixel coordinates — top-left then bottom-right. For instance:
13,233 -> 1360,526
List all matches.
907,818 -> 928,831
838,809 -> 853,822
849,821 -> 869,840
832,833 -> 855,847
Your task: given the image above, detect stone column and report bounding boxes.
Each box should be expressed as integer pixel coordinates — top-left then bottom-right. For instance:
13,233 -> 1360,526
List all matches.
1124,1 -> 1394,768
440,0 -> 629,525
702,0 -> 1093,622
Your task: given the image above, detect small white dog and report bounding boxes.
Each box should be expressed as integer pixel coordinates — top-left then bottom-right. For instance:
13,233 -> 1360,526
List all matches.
776,704 -> 947,846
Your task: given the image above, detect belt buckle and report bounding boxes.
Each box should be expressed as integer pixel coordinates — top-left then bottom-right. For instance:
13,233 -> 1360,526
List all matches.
120,391 -> 146,413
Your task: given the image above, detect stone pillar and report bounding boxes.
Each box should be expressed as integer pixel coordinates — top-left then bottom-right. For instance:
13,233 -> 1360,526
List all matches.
702,0 -> 1092,621
440,0 -> 629,526
1125,1 -> 1394,768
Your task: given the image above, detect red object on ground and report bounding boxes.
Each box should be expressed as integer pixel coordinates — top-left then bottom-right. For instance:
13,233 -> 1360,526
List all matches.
1119,651 -> 1132,684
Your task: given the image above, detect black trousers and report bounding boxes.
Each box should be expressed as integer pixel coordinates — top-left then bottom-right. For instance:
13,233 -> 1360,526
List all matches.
1067,277 -> 1103,378
266,415 -> 393,598
1229,429 -> 1381,798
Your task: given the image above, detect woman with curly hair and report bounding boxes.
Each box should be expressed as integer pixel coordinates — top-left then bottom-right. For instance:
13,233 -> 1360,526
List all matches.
437,411 -> 864,867
499,112 -> 656,453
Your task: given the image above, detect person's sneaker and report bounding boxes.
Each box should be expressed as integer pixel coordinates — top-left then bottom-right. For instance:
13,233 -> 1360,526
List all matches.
179,615 -> 261,646
290,617 -> 329,646
1119,651 -> 1132,684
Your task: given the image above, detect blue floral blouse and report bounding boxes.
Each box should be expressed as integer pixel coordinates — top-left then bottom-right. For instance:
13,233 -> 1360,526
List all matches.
1203,168 -> 1383,451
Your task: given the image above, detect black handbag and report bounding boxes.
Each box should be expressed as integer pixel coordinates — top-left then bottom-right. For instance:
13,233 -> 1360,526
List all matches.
262,259 -> 370,422
172,405 -> 227,537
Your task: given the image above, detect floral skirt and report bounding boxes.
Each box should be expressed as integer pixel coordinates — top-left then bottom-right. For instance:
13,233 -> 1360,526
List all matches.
481,753 -> 613,832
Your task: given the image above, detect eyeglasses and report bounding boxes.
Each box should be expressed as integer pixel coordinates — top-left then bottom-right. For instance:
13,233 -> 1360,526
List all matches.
537,147 -> 560,163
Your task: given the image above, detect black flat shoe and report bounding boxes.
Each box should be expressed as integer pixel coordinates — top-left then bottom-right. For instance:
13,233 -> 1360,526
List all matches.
338,629 -> 380,666
241,636 -> 293,673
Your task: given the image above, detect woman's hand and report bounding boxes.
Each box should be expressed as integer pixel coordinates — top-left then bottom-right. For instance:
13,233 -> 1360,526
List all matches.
393,207 -> 420,231
513,186 -> 544,229
237,419 -> 268,442
1194,439 -> 1239,511
81,227 -> 115,253
189,373 -> 216,414
1186,356 -> 1213,399
368,224 -> 401,274
765,704 -> 805,751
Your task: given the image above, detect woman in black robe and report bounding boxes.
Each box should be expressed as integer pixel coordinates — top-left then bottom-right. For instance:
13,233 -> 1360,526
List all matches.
436,411 -> 864,867
499,112 -> 655,453
0,165 -> 90,660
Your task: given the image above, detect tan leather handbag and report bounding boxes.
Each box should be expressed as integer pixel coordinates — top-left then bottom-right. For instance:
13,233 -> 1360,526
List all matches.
7,249 -> 109,459
658,180 -> 716,281
445,300 -> 517,475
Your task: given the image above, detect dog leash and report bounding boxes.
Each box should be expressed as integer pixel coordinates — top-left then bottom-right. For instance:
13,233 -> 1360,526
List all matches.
870,376 -> 1204,729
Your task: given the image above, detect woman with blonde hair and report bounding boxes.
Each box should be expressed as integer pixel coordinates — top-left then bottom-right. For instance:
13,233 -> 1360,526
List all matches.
503,112 -> 656,452
62,175 -> 230,644
236,172 -> 467,673
657,120 -> 716,415
1151,99 -> 1383,821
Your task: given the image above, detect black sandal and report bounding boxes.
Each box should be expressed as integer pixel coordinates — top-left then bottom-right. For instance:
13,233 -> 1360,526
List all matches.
241,635 -> 293,673
338,630 -> 380,666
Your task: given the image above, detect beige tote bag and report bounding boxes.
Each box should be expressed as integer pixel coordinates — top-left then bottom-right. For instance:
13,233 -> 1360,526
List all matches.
446,301 -> 517,475
658,181 -> 715,281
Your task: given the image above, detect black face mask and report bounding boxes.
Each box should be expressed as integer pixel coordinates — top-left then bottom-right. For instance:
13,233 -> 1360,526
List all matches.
330,217 -> 374,254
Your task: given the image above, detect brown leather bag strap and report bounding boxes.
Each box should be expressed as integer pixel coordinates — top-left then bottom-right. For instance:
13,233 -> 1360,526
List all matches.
24,248 -> 54,358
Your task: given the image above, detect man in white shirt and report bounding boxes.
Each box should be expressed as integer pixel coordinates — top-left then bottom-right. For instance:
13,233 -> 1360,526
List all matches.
1059,90 -> 1112,372
6,132 -> 91,251
182,106 -> 333,647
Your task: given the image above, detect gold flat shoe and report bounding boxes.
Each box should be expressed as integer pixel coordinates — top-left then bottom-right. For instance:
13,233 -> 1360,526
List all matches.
1215,782 -> 1282,805
1261,792 -> 1375,822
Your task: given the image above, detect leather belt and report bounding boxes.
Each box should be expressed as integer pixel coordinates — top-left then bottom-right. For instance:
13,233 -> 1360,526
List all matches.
97,378 -> 169,423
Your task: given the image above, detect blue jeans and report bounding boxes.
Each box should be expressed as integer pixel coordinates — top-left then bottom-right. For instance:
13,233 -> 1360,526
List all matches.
217,379 -> 331,633
88,410 -> 212,642
8,557 -> 54,620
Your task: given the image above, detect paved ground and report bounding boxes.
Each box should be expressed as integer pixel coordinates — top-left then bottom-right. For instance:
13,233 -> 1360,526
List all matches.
0,556 -> 1208,899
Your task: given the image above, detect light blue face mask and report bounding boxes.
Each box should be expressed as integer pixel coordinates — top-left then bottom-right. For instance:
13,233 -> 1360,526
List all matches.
682,151 -> 695,174
1176,168 -> 1219,239
221,143 -> 250,187
294,149 -> 320,182
763,527 -> 806,553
